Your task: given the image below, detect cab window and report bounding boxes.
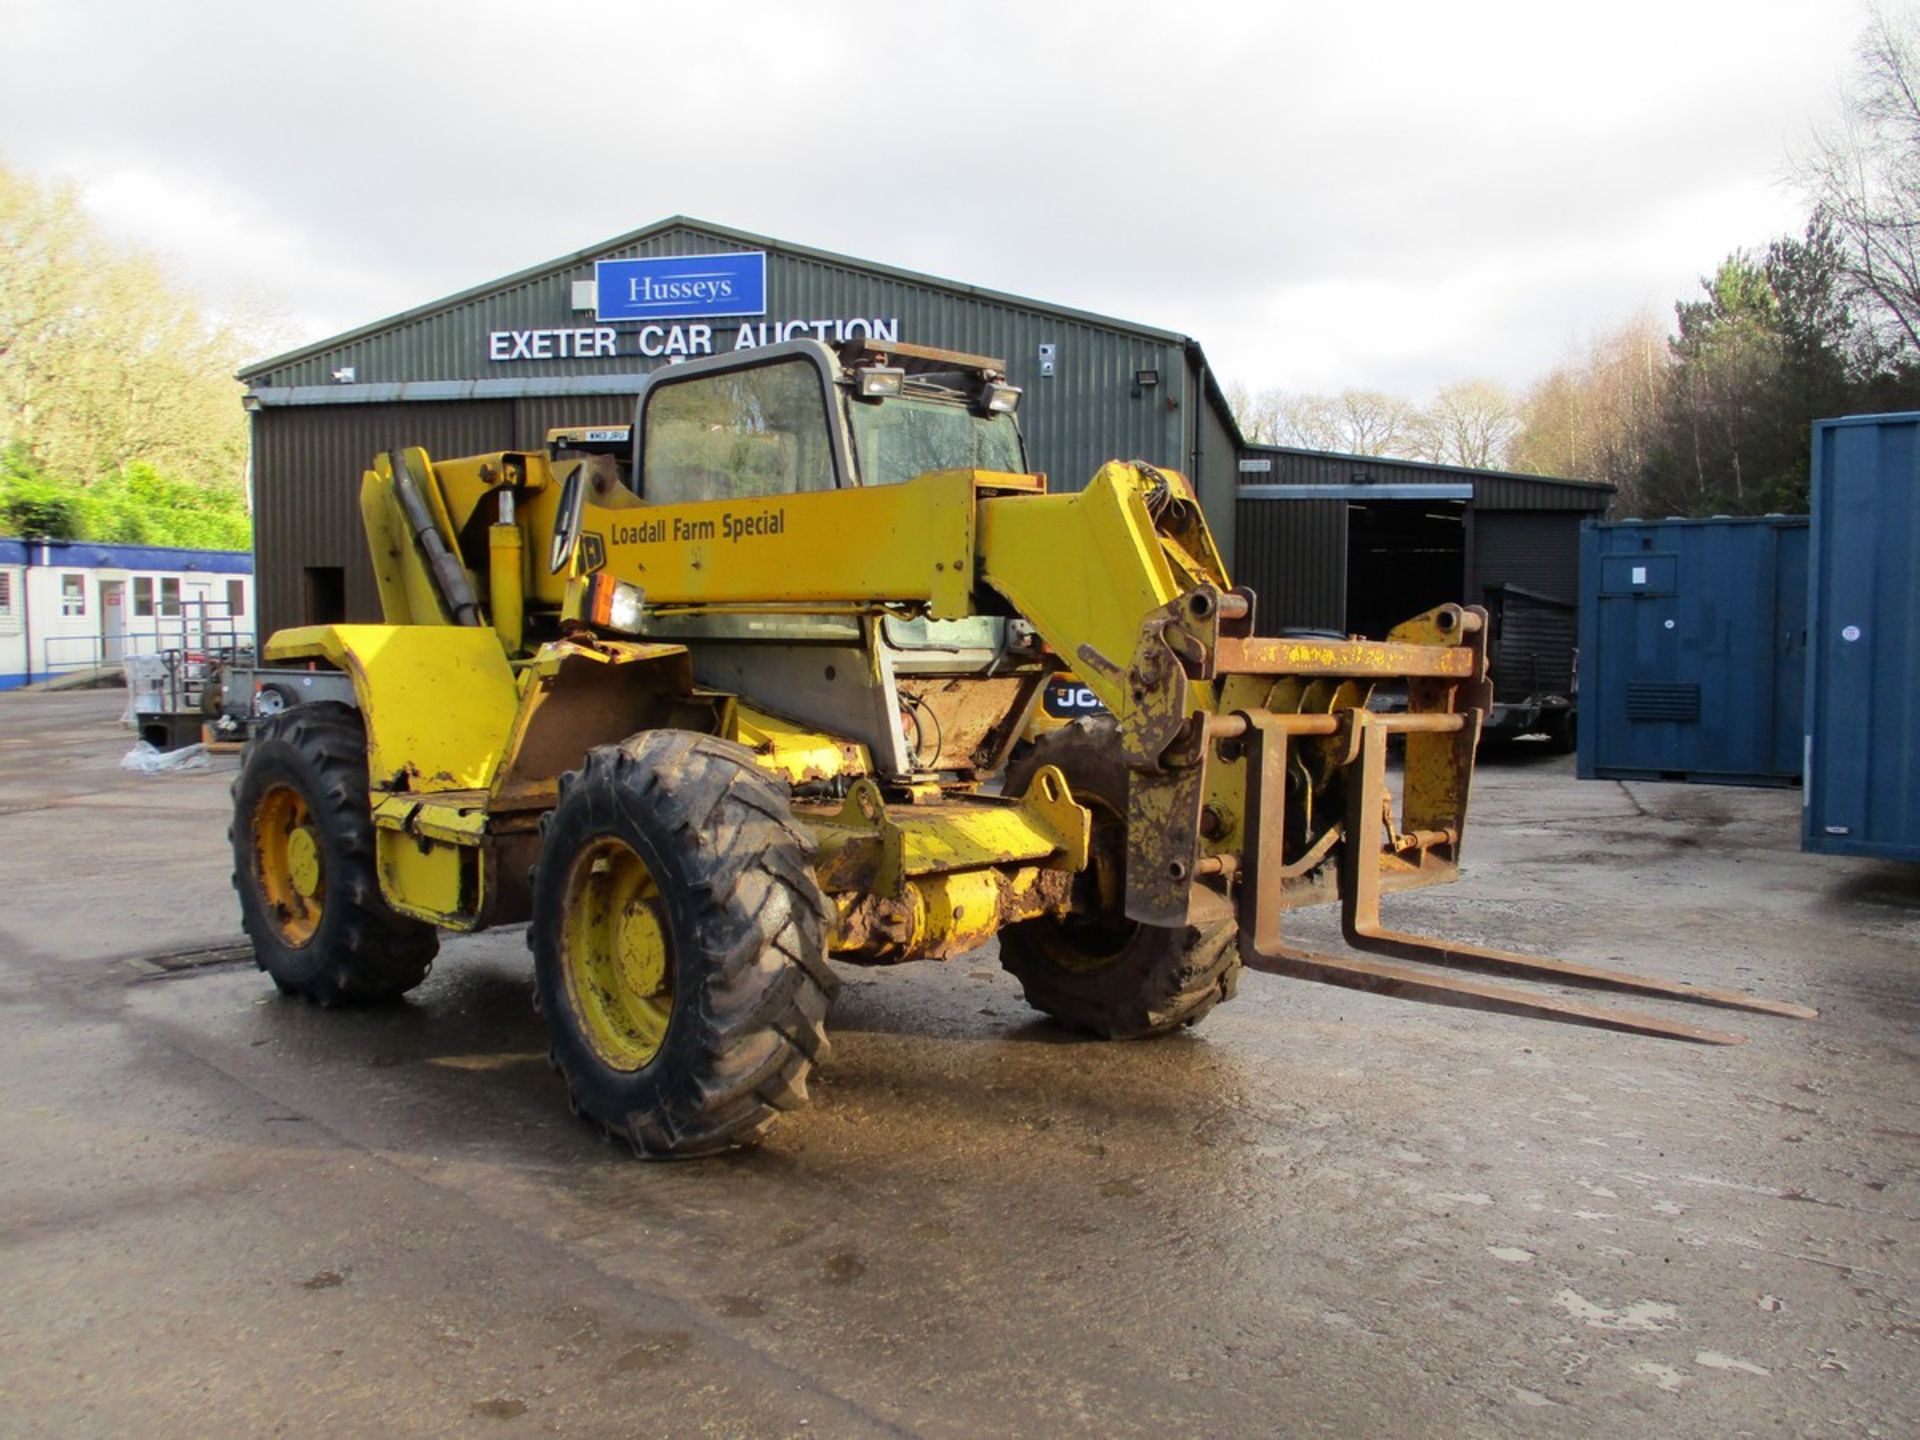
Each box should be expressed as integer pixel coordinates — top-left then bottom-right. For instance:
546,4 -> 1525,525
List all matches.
641,358 -> 837,503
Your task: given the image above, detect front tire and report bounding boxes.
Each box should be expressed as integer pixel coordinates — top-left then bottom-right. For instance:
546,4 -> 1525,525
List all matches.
230,702 -> 438,1005
531,731 -> 837,1158
999,719 -> 1242,1038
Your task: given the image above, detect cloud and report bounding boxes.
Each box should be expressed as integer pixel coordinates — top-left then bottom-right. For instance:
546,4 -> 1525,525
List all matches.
0,0 -> 1867,394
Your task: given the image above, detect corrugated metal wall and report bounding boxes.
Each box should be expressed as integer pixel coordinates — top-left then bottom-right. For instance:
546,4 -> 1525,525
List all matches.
1233,498 -> 1346,631
1469,510 -> 1586,603
1192,374 -> 1240,570
254,402 -> 515,635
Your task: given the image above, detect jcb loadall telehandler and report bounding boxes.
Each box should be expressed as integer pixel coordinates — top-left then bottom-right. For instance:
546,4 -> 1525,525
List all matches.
232,338 -> 1811,1156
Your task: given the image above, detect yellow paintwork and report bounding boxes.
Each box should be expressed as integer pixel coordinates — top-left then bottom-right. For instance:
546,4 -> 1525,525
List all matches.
376,829 -> 477,928
286,827 -> 321,899
570,469 -> 988,618
978,463 -> 1195,713
559,835 -> 674,1071
803,767 -> 1088,898
371,793 -> 489,845
252,783 -> 323,946
733,706 -> 871,784
488,522 -> 525,654
368,795 -> 490,928
266,625 -> 519,794
362,468 -> 452,626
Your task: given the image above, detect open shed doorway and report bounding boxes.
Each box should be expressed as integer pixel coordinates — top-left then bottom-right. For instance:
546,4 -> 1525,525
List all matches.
1345,499 -> 1467,639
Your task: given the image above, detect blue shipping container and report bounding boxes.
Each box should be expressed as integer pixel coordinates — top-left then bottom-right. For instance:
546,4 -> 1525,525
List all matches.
1578,516 -> 1808,785
1804,413 -> 1920,861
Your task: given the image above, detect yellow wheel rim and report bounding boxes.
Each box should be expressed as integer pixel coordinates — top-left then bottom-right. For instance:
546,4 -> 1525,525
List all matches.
253,783 -> 325,946
560,836 -> 674,1071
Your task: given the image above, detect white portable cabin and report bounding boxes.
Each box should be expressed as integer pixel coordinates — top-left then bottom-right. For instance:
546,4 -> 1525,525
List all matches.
0,539 -> 255,690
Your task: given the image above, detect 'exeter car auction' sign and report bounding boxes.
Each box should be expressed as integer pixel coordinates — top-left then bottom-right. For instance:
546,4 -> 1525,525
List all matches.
484,251 -> 904,363
594,252 -> 766,321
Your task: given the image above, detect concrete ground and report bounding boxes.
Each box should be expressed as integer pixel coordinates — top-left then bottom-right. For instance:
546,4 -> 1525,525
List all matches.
0,690 -> 1914,1438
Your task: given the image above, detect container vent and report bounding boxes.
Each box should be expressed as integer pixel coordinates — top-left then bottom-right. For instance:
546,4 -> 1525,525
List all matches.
1626,682 -> 1701,723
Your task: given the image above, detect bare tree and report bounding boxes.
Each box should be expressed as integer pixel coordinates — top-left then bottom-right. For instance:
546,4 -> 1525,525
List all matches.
1412,380 -> 1521,468
1229,387 -> 1421,456
1224,379 -> 1285,445
1332,389 -> 1418,456
1271,391 -> 1341,450
1510,311 -> 1669,509
1797,3 -> 1920,356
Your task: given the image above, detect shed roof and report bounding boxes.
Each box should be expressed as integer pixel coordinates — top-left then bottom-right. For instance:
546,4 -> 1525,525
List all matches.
239,216 -> 1194,384
1238,442 -> 1613,511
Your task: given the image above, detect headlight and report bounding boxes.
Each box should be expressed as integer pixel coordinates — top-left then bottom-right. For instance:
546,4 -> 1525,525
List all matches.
585,574 -> 648,634
981,380 -> 1022,414
856,366 -> 905,398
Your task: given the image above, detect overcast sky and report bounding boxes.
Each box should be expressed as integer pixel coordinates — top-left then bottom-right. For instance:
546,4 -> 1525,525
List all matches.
0,0 -> 1870,399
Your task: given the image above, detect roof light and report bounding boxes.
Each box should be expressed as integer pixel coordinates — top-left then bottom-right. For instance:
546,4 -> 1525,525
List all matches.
980,380 -> 1022,414
856,366 -> 905,398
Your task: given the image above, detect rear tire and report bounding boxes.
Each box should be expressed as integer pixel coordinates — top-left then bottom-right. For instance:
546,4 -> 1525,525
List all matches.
531,731 -> 837,1158
999,719 -> 1241,1038
230,702 -> 438,1005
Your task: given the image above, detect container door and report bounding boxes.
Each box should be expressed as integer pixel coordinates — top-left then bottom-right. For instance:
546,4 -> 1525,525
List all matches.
1807,416 -> 1920,855
1593,546 -> 1686,774
99,580 -> 126,664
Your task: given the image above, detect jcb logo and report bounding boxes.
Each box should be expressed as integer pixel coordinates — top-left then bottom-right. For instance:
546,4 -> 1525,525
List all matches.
577,532 -> 607,574
1042,679 -> 1108,720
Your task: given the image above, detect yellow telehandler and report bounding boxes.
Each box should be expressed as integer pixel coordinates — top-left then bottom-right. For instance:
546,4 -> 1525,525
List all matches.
230,338 -> 1811,1156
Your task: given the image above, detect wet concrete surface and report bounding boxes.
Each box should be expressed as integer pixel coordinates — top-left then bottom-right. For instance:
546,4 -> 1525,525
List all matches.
1,691 -> 1915,1436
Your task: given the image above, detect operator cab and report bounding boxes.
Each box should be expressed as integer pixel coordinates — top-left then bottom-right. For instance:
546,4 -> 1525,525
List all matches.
622,338 -> 1028,506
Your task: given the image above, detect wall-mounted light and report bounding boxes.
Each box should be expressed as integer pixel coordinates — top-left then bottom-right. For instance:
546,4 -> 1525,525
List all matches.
1132,366 -> 1160,399
332,366 -> 356,384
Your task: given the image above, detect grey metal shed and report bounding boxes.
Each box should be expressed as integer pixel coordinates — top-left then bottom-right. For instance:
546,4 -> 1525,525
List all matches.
1232,446 -> 1613,635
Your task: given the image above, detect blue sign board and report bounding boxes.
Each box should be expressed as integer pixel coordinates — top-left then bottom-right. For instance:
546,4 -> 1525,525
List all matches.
595,252 -> 766,322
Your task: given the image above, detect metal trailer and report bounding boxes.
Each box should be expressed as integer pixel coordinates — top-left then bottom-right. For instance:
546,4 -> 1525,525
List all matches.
209,663 -> 359,743
1805,413 -> 1920,860
1577,516 -> 1807,787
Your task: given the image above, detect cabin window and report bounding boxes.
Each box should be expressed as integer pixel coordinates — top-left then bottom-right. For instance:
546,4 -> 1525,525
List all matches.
641,357 -> 836,504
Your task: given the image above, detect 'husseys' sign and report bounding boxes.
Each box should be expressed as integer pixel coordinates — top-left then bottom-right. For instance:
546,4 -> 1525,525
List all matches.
595,252 -> 765,321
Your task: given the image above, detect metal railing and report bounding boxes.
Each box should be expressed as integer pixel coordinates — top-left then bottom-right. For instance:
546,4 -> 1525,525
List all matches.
40,601 -> 257,718
38,600 -> 256,679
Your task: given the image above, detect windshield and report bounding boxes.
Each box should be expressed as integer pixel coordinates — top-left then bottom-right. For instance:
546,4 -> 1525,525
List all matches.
847,396 -> 1025,488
